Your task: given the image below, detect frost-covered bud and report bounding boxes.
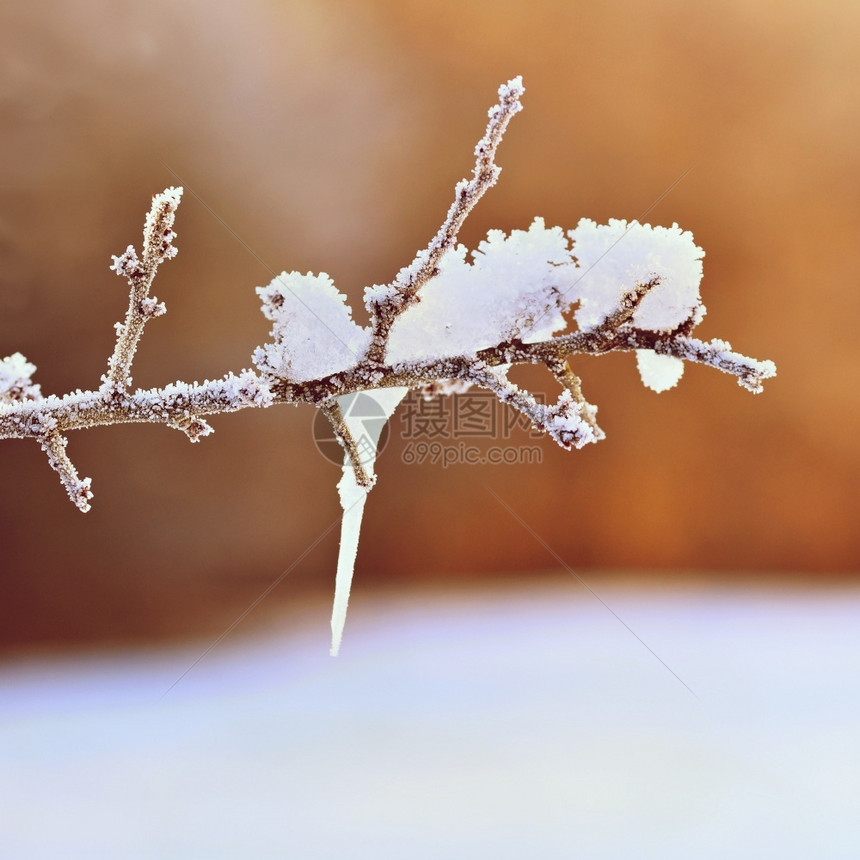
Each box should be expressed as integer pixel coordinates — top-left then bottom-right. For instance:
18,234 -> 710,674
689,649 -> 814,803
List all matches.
139,297 -> 167,319
0,352 -> 42,403
234,370 -> 274,407
542,390 -> 601,450
72,477 -> 94,513
161,235 -> 179,260
142,186 -> 183,266
181,417 -> 214,442
363,282 -> 399,315
110,245 -> 142,279
498,75 -> 524,103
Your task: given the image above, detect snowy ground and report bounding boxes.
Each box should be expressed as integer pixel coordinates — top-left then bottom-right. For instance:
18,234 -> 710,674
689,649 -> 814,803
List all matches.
1,581 -> 858,858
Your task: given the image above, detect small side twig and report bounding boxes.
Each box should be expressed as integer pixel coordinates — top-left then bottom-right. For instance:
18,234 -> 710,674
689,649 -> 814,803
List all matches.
101,186 -> 182,393
596,277 -> 661,332
465,363 -> 601,450
319,400 -> 375,490
545,356 -> 603,441
39,432 -> 93,512
628,333 -> 777,393
365,76 -> 525,363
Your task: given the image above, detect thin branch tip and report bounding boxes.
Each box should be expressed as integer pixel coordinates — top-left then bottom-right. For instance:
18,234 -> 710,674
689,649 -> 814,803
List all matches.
38,432 -> 93,513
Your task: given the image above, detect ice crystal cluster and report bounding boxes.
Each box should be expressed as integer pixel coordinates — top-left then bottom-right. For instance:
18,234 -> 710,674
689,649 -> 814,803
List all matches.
0,78 -> 775,654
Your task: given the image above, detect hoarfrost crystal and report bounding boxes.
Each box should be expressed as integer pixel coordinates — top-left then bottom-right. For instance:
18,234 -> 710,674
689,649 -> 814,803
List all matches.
0,353 -> 41,403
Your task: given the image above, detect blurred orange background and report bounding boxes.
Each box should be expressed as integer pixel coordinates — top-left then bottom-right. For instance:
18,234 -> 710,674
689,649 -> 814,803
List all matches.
1,0 -> 857,652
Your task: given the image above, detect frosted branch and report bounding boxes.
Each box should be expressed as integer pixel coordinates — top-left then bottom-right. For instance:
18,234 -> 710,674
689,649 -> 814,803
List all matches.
0,76 -> 776,654
102,187 -> 181,393
630,333 -> 778,393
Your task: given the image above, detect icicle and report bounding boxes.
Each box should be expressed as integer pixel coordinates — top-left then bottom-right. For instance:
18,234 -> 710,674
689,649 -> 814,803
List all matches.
330,387 -> 408,655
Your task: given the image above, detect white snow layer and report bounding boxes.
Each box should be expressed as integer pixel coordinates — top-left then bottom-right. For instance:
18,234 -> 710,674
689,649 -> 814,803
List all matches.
247,221 -> 705,400
1,584 -> 857,859
569,218 -> 704,333
253,271 -> 371,382
331,386 -> 409,655
386,219 -> 576,363
636,350 -> 686,392
385,218 -> 705,382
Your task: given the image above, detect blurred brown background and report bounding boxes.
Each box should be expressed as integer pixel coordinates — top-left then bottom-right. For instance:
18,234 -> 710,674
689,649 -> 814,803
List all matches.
0,0 -> 857,652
